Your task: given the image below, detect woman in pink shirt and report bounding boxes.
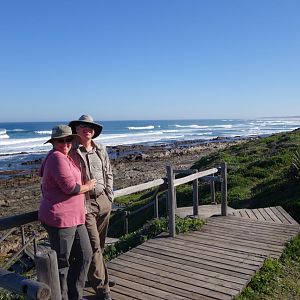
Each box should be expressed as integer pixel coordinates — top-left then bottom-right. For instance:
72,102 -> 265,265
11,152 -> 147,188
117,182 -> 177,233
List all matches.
39,125 -> 96,300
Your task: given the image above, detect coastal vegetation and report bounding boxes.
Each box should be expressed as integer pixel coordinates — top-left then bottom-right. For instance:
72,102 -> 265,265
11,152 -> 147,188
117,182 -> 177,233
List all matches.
192,128 -> 300,222
235,233 -> 300,300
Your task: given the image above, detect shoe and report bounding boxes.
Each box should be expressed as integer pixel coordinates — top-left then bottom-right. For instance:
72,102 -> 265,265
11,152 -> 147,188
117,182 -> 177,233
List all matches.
108,279 -> 116,287
98,292 -> 112,300
104,292 -> 112,300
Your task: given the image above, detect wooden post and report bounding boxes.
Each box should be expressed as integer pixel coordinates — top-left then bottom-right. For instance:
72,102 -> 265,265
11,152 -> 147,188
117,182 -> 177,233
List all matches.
220,162 -> 228,216
167,166 -> 176,237
210,174 -> 216,205
21,226 -> 26,246
154,194 -> 159,219
192,169 -> 199,216
123,211 -> 129,234
174,187 -> 177,209
165,191 -> 168,213
35,248 -> 61,300
0,268 -> 51,300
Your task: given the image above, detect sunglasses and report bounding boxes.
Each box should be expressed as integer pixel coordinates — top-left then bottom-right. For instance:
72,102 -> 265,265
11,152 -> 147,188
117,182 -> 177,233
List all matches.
78,124 -> 94,130
56,138 -> 73,144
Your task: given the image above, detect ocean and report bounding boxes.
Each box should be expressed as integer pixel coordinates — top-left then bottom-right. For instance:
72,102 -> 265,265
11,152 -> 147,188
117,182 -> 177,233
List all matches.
1,118 -> 300,172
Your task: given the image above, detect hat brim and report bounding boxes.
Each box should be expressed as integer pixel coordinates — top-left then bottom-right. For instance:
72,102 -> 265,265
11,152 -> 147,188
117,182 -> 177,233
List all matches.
68,120 -> 103,139
44,134 -> 80,144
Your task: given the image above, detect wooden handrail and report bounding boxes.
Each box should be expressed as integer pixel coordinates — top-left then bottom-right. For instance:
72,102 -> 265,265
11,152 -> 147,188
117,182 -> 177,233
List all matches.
173,168 -> 218,187
0,211 -> 38,231
0,268 -> 51,300
114,178 -> 165,198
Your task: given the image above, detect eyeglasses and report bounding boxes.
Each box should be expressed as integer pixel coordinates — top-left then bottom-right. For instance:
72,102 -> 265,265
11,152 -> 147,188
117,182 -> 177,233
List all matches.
56,138 -> 73,144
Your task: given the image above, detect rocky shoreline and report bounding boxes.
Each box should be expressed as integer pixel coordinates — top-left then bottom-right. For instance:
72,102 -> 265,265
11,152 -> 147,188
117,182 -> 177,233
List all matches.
0,137 -> 252,218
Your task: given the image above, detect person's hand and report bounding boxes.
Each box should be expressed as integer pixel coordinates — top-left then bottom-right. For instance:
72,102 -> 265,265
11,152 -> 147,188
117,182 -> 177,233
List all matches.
86,179 -> 97,191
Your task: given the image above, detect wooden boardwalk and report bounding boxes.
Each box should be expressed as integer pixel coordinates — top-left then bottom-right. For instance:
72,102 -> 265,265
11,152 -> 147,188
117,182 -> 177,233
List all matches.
84,207 -> 300,299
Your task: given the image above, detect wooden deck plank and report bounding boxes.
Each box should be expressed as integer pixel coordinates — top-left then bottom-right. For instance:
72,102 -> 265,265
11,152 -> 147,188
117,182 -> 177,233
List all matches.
200,225 -> 288,245
250,209 -> 266,222
204,221 -> 297,240
175,234 -> 271,258
83,206 -> 299,299
209,216 -> 299,233
257,208 -> 276,222
109,258 -> 239,296
120,251 -> 247,288
110,275 -> 180,300
244,209 -> 258,220
109,268 -> 221,300
150,237 -> 264,265
147,238 -> 263,267
274,206 -> 299,225
131,246 -> 253,280
137,242 -> 259,273
263,207 -> 283,224
271,206 -> 298,225
269,206 -> 290,224
136,244 -> 257,278
188,231 -> 285,254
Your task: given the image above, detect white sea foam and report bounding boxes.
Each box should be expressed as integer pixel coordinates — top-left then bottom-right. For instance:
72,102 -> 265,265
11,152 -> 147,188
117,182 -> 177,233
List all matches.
172,124 -> 209,129
0,137 -> 48,146
127,126 -> 155,130
0,129 -> 9,139
8,129 -> 26,132
171,124 -> 233,129
34,130 -> 52,134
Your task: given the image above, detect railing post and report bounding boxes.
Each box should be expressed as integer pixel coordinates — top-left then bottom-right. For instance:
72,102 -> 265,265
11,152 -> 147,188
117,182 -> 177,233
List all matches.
221,162 -> 228,216
123,211 -> 129,234
167,166 -> 176,237
154,194 -> 159,219
192,169 -> 199,216
165,191 -> 168,213
210,174 -> 216,205
35,248 -> 61,300
21,226 -> 26,246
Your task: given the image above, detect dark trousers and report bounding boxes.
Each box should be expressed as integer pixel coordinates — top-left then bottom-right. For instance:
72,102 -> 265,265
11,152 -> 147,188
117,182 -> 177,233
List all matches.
44,224 -> 92,300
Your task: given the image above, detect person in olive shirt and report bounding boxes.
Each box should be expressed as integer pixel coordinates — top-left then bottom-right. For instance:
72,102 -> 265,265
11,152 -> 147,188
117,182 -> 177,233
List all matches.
69,115 -> 114,300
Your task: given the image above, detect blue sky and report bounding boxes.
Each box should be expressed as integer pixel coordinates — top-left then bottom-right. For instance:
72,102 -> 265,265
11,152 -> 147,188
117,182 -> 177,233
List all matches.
0,0 -> 299,121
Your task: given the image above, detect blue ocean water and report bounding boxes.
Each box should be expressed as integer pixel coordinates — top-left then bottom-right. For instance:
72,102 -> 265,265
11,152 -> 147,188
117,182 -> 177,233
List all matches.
0,118 -> 300,172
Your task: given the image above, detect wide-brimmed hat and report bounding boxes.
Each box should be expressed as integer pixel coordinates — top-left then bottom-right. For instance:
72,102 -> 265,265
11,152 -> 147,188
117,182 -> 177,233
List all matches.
68,114 -> 103,139
44,125 -> 79,144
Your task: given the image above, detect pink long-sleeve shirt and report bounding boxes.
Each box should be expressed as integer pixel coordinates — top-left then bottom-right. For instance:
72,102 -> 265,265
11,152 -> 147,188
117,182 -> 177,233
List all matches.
38,149 -> 85,228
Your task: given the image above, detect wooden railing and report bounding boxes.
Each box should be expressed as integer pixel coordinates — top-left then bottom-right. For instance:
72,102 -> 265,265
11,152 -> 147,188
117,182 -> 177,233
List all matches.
0,163 -> 227,299
166,162 -> 227,237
